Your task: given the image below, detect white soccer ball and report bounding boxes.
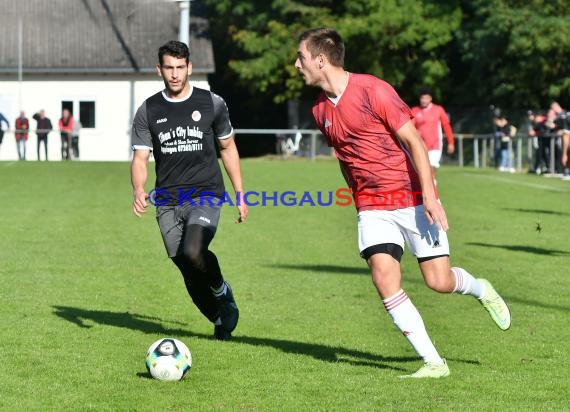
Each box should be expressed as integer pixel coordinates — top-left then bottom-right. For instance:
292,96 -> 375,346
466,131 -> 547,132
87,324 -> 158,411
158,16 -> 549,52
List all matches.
145,338 -> 192,381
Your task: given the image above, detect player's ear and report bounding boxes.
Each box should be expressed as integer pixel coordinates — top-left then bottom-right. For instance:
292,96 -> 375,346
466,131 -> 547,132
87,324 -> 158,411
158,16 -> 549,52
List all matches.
317,54 -> 326,69
187,61 -> 193,77
156,64 -> 162,77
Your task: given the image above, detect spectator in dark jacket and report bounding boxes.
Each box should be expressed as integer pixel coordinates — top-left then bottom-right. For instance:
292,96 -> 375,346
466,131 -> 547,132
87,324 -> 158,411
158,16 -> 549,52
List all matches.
33,110 -> 53,161
551,102 -> 570,178
494,115 -> 516,172
0,111 -> 9,154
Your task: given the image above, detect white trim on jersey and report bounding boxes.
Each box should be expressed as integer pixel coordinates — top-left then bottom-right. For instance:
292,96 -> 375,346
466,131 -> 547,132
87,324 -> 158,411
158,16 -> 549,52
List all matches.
132,144 -> 152,151
217,128 -> 234,140
161,86 -> 194,103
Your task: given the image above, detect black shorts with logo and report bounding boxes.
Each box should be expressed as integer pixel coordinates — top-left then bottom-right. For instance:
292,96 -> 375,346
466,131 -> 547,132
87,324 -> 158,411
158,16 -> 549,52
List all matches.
156,201 -> 221,257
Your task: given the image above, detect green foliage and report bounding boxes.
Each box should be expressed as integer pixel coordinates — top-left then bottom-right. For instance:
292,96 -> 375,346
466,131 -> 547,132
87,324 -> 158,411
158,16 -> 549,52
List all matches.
206,0 -> 336,103
337,0 -> 461,101
205,0 -> 570,110
457,0 -> 570,108
206,0 -> 461,104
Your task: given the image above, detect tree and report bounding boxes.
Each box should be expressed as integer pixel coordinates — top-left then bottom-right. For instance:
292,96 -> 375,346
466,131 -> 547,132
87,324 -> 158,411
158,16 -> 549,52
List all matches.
206,0 -> 461,105
204,0 -> 570,132
454,0 -> 570,108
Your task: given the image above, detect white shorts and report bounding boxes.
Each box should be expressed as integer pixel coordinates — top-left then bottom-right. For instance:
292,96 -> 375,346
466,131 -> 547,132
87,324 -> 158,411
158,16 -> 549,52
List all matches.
428,150 -> 442,168
357,206 -> 450,260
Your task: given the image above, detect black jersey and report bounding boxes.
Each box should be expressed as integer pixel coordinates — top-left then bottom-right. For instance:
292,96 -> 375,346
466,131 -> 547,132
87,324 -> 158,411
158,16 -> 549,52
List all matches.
131,87 -> 234,205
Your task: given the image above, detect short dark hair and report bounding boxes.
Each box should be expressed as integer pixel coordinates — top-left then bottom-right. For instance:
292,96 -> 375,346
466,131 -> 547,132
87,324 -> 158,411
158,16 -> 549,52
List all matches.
418,87 -> 432,97
298,28 -> 345,67
158,40 -> 190,65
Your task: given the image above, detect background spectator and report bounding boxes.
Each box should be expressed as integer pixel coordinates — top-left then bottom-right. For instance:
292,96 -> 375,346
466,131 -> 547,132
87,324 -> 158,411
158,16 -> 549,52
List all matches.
33,110 -> 53,161
494,115 -> 516,172
59,109 -> 74,160
0,111 -> 9,154
551,102 -> 570,179
15,111 -> 29,161
71,119 -> 81,160
544,109 -> 560,173
529,112 -> 551,174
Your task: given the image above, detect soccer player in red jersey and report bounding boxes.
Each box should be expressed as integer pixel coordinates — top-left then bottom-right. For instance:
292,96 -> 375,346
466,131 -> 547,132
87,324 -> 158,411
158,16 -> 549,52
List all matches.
411,88 -> 455,181
295,28 -> 511,378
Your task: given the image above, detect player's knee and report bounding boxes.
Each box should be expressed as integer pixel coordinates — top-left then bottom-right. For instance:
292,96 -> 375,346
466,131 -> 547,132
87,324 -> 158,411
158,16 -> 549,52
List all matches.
424,272 -> 454,293
370,267 -> 398,294
182,244 -> 206,269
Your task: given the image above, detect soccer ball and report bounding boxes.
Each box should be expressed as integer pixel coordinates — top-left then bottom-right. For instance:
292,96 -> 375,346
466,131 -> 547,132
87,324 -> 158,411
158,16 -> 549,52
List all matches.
145,338 -> 192,381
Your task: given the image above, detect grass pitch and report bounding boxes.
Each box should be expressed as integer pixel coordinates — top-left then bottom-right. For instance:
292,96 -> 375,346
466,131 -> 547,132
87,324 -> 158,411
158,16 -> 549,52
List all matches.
0,159 -> 569,411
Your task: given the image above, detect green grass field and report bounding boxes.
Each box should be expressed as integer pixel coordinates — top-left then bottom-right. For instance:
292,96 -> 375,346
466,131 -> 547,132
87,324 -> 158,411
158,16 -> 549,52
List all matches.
1,159 -> 569,411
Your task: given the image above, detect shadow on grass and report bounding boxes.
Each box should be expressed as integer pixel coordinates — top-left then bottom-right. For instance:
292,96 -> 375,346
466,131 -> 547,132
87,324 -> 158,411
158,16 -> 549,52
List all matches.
136,372 -> 153,380
466,242 -> 570,257
267,263 -> 370,276
265,264 -> 426,287
502,295 -> 570,313
267,263 -> 570,313
52,305 -> 478,371
501,207 -> 570,217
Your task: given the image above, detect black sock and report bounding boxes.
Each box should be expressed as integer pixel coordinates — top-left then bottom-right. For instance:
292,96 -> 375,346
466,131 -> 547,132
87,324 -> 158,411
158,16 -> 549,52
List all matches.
181,224 -> 224,290
171,255 -> 219,322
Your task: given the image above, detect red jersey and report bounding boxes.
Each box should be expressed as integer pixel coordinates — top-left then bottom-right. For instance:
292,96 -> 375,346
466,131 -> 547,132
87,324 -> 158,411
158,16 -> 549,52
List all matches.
312,73 -> 424,212
411,103 -> 454,151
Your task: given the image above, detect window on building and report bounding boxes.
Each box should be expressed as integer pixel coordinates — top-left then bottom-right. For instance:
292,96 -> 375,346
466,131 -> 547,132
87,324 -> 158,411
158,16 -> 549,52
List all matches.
79,101 -> 95,128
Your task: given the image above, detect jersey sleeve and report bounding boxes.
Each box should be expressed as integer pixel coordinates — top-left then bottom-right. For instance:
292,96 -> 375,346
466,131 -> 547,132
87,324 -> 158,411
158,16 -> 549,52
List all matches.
211,92 -> 234,140
131,102 -> 153,151
371,81 -> 413,133
410,106 -> 419,126
439,106 -> 454,144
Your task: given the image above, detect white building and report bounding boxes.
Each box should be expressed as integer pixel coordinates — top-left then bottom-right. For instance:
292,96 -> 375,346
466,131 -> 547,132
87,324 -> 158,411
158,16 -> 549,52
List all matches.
0,0 -> 214,161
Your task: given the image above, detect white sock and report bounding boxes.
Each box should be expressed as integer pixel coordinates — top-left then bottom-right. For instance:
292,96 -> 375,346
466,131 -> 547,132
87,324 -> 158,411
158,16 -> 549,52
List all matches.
211,282 -> 227,297
383,289 -> 443,364
451,267 -> 485,299
214,317 -> 222,326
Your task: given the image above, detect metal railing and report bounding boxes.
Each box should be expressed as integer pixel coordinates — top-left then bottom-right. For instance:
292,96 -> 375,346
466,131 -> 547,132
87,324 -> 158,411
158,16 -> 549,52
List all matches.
1,128 -> 560,170
235,128 -> 323,160
234,129 -> 559,171
456,133 -> 559,172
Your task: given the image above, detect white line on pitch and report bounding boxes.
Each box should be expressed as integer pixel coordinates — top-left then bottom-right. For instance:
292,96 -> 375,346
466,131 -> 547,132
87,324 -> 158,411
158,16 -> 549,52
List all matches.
461,172 -> 570,192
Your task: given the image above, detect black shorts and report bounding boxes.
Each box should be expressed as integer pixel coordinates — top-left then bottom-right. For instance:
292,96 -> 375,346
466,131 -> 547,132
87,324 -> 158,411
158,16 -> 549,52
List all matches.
156,202 -> 221,257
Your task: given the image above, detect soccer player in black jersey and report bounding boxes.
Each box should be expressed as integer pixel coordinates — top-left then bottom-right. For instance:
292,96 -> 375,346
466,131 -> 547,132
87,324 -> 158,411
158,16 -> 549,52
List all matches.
131,41 -> 248,340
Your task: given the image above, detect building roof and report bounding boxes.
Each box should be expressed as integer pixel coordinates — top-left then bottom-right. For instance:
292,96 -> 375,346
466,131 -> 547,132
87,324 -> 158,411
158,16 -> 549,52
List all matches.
0,0 -> 214,74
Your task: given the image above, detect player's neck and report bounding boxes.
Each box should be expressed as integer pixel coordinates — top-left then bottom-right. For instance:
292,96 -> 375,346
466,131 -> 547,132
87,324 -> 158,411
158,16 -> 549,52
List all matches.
165,84 -> 192,100
323,69 -> 349,99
